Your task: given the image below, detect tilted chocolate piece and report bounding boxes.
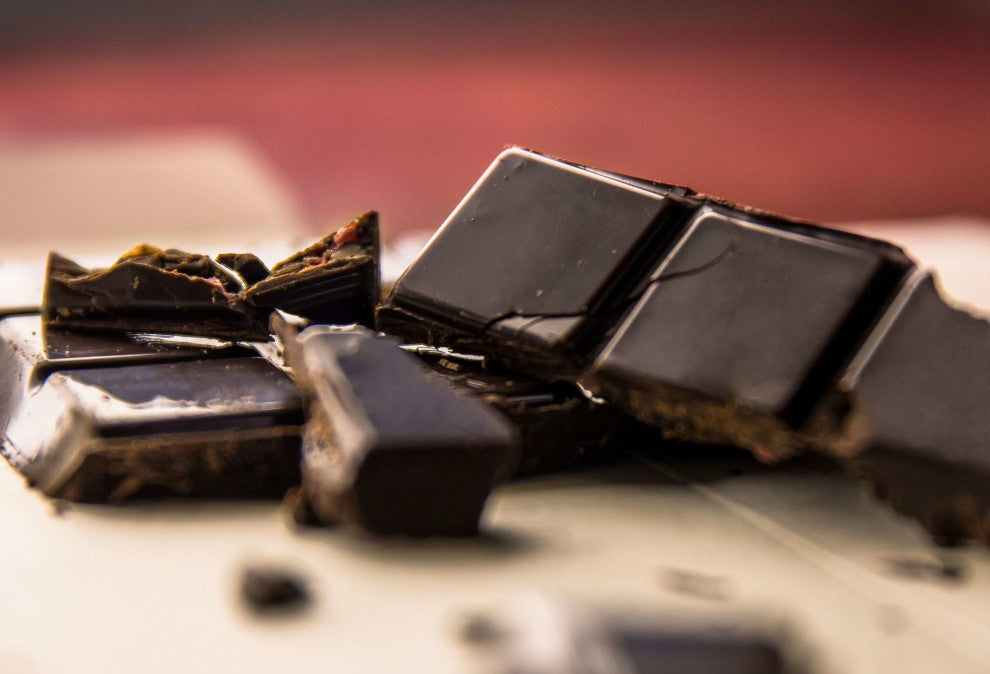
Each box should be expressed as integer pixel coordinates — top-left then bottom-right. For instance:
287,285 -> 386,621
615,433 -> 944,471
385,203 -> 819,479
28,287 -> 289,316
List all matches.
377,151 -> 688,377
43,211 -> 380,341
243,211 -> 381,327
380,148 -> 990,541
0,315 -> 302,501
840,272 -> 990,543
279,324 -> 518,536
409,346 -> 628,478
379,149 -> 914,458
588,206 -> 910,460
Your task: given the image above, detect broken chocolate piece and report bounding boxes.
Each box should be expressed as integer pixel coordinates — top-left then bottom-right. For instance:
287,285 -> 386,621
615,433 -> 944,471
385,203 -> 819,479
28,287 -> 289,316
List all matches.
216,252 -> 271,286
279,324 -> 518,536
840,272 -> 990,543
380,148 -> 990,543
377,150 -> 687,376
44,246 -> 264,340
0,315 -> 302,501
43,212 -> 381,341
587,207 -> 910,459
240,564 -> 311,613
380,148 -> 915,459
245,211 -> 380,328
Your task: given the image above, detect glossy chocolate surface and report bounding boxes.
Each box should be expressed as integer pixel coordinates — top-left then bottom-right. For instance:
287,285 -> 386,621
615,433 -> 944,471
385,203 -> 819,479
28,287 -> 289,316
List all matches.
847,272 -> 990,542
592,208 -> 894,424
0,315 -> 302,502
282,325 -> 518,536
381,150 -> 686,364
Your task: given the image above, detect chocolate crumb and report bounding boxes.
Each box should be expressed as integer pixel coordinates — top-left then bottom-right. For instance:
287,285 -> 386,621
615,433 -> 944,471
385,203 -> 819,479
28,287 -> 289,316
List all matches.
240,565 -> 311,613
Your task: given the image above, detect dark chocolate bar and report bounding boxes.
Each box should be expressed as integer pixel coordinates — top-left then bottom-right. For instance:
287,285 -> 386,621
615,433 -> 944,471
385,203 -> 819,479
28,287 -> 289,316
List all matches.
379,149 -> 915,458
279,324 -> 518,536
0,315 -> 302,501
44,246 -> 264,339
379,148 -> 990,541
43,211 -> 380,341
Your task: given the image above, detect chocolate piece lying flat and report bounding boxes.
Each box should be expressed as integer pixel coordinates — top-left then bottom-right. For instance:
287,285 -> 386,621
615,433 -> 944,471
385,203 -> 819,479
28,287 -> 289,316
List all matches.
840,272 -> 990,543
280,325 -> 518,536
0,314 -> 255,436
0,316 -> 302,501
43,211 -> 380,341
411,347 -> 626,478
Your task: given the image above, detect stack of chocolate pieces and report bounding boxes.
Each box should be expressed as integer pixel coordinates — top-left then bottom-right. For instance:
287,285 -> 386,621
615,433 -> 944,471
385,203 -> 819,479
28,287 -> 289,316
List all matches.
2,150 -> 988,545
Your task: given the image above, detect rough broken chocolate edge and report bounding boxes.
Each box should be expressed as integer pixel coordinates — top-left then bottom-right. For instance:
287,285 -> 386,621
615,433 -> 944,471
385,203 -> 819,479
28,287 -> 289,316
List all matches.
42,212 -> 381,341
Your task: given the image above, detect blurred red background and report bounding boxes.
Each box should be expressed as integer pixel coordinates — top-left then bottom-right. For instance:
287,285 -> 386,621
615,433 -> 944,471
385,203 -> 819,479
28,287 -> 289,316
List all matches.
2,0 -> 989,237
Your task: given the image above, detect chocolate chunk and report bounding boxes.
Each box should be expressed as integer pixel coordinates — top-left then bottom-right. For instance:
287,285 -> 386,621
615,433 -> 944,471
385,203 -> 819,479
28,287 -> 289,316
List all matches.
240,565 -> 311,613
588,207 -> 911,459
410,347 -> 627,478
215,252 -> 271,285
380,148 -> 915,460
44,246 -> 264,340
841,272 -> 990,543
279,325 -> 518,536
43,212 -> 381,341
378,149 -> 688,376
0,314 -> 255,439
245,211 -> 380,328
1,316 -> 302,502
378,148 -> 990,542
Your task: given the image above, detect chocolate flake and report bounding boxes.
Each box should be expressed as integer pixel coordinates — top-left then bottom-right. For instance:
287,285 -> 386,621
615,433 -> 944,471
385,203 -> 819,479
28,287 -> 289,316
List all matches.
43,212 -> 380,341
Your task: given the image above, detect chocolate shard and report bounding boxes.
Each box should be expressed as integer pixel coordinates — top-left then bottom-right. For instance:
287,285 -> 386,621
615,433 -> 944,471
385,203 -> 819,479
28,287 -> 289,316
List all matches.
42,212 -> 381,341
279,324 -> 518,536
43,246 -> 266,341
409,346 -> 628,478
0,315 -> 302,502
379,148 -> 915,461
215,252 -> 271,286
840,272 -> 990,544
245,211 -> 381,328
